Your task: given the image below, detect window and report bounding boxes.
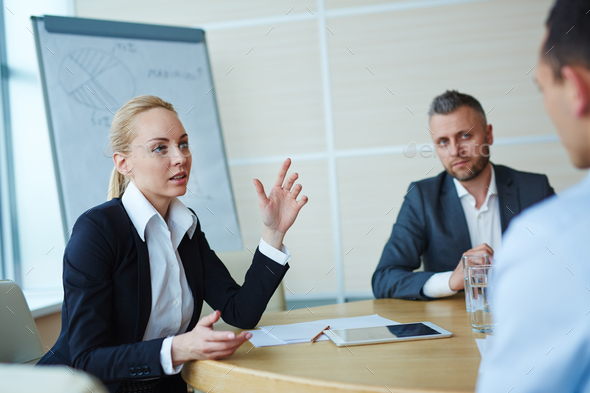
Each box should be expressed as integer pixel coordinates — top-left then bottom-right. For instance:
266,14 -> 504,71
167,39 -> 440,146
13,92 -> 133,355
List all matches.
1,0 -> 74,289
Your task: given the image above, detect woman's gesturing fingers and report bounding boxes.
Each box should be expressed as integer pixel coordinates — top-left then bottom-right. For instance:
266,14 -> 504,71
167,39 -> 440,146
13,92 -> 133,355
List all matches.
253,178 -> 268,210
197,310 -> 221,328
172,315 -> 252,365
282,172 -> 298,192
289,183 -> 303,200
272,158 -> 291,188
254,158 -> 309,246
202,329 -> 251,343
297,194 -> 309,208
201,332 -> 251,352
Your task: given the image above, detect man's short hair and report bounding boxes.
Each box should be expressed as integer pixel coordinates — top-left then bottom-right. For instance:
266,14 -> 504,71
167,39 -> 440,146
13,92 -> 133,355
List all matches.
428,90 -> 487,127
544,0 -> 590,80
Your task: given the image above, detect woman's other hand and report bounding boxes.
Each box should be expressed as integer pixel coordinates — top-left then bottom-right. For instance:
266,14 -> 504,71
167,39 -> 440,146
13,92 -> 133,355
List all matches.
171,310 -> 251,366
253,158 -> 309,249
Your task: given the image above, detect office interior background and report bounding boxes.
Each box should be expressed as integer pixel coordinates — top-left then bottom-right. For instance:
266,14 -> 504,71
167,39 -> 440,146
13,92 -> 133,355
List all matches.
1,0 -> 587,348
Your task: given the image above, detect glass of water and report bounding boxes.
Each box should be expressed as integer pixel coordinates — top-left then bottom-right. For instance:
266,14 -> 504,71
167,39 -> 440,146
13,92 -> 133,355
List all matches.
462,254 -> 490,312
467,265 -> 494,333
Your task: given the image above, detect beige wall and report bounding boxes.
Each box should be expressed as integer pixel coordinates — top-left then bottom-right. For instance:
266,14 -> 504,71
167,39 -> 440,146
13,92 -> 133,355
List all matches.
75,0 -> 588,302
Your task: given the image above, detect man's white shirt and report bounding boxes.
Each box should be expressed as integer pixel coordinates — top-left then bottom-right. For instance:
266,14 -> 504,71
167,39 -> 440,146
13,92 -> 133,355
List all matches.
122,181 -> 290,375
422,165 -> 502,298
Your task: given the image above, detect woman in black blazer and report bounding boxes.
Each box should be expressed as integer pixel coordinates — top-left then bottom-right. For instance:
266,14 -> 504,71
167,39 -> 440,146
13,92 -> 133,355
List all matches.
37,95 -> 308,393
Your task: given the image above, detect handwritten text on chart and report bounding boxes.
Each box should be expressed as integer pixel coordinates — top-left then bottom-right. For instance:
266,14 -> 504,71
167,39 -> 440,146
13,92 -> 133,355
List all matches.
147,68 -> 202,80
112,43 -> 137,54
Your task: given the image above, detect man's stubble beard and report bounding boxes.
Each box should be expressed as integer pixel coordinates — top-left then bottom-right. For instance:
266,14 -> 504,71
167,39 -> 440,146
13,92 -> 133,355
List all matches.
446,143 -> 490,181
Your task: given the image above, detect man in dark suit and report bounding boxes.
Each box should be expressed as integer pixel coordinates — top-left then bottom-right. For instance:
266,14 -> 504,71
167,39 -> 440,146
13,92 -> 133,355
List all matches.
372,90 -> 555,300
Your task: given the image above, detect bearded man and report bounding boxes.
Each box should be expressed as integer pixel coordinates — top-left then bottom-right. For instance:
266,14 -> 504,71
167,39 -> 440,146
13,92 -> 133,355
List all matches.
372,90 -> 554,300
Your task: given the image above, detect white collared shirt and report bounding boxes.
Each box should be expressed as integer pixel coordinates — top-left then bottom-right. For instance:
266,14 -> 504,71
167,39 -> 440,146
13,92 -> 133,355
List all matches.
122,181 -> 290,375
422,165 -> 502,298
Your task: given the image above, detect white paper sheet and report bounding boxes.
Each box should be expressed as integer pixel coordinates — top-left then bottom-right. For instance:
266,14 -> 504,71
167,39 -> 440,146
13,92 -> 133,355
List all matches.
248,314 -> 398,347
248,330 -> 286,347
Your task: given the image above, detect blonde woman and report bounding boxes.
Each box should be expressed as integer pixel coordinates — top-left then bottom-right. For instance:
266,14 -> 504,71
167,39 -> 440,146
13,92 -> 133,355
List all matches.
37,95 -> 308,393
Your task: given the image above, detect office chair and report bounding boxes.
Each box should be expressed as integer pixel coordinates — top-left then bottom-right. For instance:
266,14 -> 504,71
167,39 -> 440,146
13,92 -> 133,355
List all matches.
0,280 -> 45,364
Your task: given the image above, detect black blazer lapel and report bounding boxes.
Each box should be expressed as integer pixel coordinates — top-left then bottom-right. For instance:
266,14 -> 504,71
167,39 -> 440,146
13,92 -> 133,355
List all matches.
132,228 -> 153,342
115,198 -> 153,342
440,173 -> 472,252
494,164 -> 519,233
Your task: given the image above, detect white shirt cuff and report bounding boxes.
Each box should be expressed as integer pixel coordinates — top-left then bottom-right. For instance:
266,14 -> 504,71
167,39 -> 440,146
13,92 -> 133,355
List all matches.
160,336 -> 183,375
422,271 -> 458,298
258,238 -> 291,266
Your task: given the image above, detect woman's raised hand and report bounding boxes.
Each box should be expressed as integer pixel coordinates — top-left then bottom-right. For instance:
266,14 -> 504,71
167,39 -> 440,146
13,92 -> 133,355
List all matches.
171,310 -> 251,365
253,158 -> 309,249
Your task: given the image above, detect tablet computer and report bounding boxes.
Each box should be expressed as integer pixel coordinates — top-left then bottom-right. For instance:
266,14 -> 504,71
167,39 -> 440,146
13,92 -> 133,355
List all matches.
323,322 -> 452,347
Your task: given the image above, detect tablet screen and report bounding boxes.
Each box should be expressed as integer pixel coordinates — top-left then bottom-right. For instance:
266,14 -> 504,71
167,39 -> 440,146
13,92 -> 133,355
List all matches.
331,323 -> 440,342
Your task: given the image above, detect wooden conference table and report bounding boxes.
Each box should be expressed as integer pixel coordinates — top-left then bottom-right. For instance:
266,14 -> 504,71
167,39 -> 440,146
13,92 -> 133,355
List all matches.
182,294 -> 486,393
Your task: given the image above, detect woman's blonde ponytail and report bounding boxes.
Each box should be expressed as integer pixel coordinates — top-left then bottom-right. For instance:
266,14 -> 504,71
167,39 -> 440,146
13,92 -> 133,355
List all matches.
107,167 -> 130,201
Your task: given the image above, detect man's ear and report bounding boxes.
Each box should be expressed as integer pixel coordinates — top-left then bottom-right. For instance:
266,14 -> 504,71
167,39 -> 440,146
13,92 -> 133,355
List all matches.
113,152 -> 133,178
486,124 -> 494,146
561,65 -> 590,118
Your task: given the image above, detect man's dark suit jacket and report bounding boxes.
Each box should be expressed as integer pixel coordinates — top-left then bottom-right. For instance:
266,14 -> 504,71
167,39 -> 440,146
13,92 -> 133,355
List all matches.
37,198 -> 288,392
372,164 -> 554,301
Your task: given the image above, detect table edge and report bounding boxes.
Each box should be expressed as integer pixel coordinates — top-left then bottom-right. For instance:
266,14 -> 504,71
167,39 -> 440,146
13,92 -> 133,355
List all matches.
181,358 -> 468,393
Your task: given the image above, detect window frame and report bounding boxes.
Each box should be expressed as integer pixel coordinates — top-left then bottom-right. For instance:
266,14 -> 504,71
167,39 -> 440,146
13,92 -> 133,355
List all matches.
0,0 -> 23,283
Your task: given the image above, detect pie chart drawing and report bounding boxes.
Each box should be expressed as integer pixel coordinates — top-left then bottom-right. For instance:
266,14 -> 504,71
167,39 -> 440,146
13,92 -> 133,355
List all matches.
60,48 -> 135,111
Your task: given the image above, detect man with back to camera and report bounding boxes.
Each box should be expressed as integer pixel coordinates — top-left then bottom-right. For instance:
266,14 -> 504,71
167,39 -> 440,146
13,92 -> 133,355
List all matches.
477,0 -> 590,391
372,90 -> 555,300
